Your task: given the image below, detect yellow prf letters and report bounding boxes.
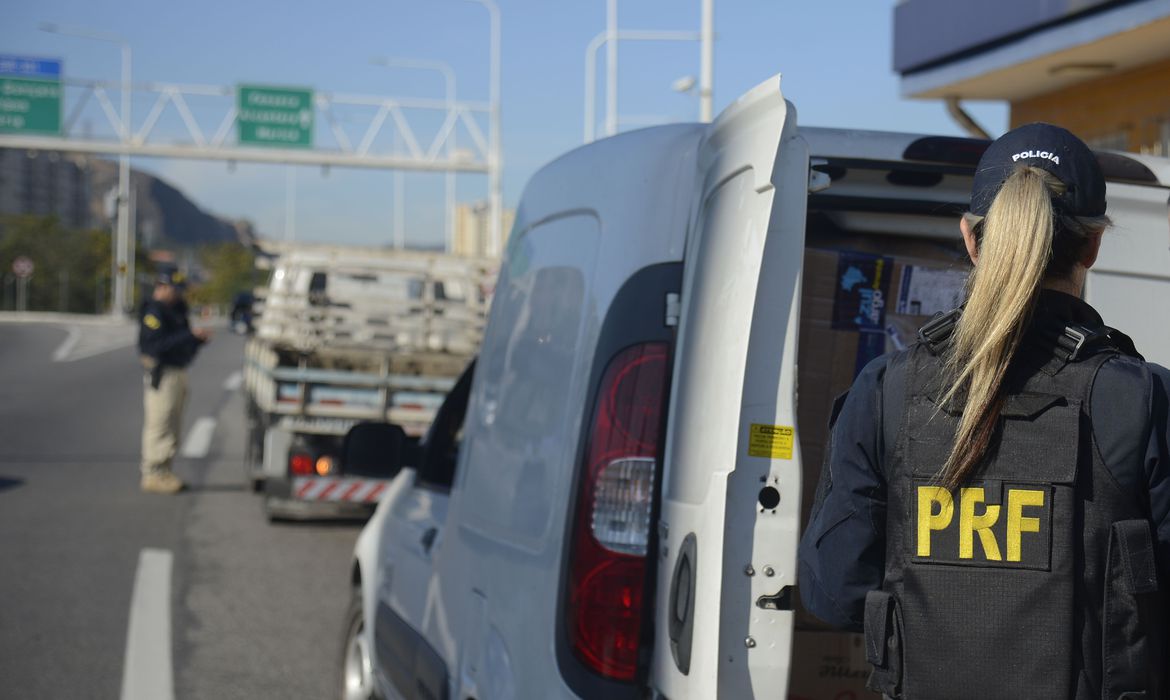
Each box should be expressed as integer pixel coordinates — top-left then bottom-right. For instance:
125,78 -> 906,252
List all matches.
1006,489 -> 1045,562
959,487 -> 1002,560
917,485 -> 1045,563
917,487 -> 953,557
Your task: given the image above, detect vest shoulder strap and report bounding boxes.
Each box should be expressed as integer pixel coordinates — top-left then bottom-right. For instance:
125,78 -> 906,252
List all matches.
916,308 -> 961,354
915,308 -> 1145,362
1036,317 -> 1145,362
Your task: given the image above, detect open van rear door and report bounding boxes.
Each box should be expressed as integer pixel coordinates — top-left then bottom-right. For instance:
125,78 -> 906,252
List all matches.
653,75 -> 810,698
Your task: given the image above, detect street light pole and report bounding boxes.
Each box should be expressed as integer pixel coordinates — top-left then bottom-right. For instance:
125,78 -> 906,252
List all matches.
585,0 -> 714,139
121,38 -> 135,310
284,166 -> 296,242
699,0 -> 714,122
606,0 -> 618,138
40,23 -> 133,315
463,0 -> 502,259
584,30 -> 702,144
370,57 -> 458,252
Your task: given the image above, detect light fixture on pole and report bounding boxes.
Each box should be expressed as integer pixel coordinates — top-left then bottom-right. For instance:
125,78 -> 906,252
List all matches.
584,30 -> 701,144
40,22 -> 134,315
583,0 -> 714,143
671,75 -> 697,93
369,56 -> 458,253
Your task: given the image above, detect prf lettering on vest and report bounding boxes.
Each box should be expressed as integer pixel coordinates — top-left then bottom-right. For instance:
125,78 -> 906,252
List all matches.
916,485 -> 1047,566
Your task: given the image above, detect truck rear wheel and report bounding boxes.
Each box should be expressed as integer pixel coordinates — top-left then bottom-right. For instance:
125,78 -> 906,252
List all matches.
244,403 -> 266,493
340,588 -> 382,700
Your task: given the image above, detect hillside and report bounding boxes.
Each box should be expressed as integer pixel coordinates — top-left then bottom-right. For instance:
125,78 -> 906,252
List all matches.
0,147 -> 257,249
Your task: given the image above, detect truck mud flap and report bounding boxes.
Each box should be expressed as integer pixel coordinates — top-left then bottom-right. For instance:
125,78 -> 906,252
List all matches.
289,476 -> 388,503
263,477 -> 385,521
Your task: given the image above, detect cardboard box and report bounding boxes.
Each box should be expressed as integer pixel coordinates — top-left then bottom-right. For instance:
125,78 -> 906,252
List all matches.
795,243 -> 969,629
789,631 -> 878,700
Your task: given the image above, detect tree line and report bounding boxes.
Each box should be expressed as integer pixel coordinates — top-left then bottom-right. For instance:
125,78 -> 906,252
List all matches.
0,214 -> 257,314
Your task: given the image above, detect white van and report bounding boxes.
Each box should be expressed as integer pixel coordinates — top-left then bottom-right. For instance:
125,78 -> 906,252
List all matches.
338,76 -> 1170,700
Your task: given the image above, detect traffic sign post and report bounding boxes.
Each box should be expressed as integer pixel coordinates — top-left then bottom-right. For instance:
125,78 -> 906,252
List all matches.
237,85 -> 314,148
0,55 -> 62,135
12,256 -> 34,278
11,255 -> 33,312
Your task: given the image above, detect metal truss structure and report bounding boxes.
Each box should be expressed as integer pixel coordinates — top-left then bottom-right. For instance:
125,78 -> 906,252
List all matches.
0,77 -> 493,173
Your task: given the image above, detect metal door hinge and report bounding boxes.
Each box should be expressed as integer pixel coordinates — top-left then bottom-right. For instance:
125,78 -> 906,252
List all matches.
808,158 -> 831,193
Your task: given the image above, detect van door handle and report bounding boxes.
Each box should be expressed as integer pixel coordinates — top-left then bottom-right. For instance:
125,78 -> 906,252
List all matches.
668,533 -> 698,675
420,527 -> 438,555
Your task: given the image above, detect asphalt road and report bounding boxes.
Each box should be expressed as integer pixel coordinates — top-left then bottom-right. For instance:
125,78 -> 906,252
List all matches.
0,316 -> 362,700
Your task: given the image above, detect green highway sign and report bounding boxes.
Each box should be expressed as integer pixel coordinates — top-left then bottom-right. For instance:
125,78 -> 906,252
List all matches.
0,55 -> 62,135
237,85 -> 314,148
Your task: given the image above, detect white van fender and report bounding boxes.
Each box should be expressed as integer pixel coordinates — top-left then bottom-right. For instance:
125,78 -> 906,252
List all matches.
653,74 -> 810,698
351,467 -> 418,695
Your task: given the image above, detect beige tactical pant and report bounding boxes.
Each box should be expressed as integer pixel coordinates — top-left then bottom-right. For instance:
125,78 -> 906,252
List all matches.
141,366 -> 189,476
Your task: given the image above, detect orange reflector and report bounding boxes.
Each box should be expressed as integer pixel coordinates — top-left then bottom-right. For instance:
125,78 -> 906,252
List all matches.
315,456 -> 334,476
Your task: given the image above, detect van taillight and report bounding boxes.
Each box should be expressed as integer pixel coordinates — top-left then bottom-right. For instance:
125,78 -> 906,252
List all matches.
289,453 -> 314,475
567,343 -> 669,681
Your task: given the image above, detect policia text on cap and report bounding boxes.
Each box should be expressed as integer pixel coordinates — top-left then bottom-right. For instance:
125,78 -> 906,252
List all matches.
798,123 -> 1170,700
137,271 -> 211,494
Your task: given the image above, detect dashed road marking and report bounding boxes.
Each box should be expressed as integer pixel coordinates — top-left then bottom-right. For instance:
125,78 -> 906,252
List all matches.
180,417 -> 217,459
120,548 -> 175,700
51,321 -> 136,362
223,370 -> 243,392
52,327 -> 81,362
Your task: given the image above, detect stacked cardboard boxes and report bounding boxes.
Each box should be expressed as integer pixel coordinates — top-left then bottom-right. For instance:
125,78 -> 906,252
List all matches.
796,242 -> 970,530
788,631 -> 873,700
789,238 -> 968,698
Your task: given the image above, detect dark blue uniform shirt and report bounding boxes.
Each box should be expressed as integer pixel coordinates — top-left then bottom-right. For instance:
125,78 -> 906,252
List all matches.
138,298 -> 203,368
798,292 -> 1170,631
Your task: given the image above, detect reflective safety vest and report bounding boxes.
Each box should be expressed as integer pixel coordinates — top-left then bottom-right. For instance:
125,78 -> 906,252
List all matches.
865,326 -> 1166,700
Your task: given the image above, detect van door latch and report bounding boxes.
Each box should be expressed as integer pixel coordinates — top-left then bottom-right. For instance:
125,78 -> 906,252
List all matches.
665,292 -> 681,327
756,586 -> 795,611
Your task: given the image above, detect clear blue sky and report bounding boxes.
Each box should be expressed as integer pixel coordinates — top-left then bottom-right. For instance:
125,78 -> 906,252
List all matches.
2,0 -> 1008,248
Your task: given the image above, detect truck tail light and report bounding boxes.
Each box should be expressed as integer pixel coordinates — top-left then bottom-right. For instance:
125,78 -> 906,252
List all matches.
566,343 -> 669,682
289,453 -> 314,475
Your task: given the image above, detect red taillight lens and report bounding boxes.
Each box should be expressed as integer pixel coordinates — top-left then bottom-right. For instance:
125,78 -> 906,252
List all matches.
289,453 -> 314,475
567,343 -> 669,681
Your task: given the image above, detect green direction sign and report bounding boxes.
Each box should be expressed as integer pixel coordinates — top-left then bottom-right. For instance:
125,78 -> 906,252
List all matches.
0,55 -> 62,135
237,85 -> 314,148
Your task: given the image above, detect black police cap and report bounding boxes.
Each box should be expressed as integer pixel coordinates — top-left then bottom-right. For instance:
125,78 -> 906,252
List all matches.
156,269 -> 187,289
970,123 -> 1106,218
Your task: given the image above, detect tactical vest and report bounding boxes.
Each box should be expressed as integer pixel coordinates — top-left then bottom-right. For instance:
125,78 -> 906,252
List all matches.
864,318 -> 1166,700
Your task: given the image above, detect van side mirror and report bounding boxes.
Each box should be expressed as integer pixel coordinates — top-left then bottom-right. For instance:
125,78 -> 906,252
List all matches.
342,422 -> 412,476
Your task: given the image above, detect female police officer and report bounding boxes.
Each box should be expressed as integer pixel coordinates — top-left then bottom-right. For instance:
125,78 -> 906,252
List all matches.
798,123 -> 1169,700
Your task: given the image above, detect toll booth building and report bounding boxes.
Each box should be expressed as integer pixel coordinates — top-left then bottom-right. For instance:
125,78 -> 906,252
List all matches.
894,0 -> 1170,155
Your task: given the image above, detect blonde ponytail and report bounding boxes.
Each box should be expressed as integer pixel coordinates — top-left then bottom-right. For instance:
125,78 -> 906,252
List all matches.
938,165 -> 1064,489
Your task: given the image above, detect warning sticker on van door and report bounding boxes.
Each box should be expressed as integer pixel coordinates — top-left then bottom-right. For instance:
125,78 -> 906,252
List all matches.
749,424 -> 795,459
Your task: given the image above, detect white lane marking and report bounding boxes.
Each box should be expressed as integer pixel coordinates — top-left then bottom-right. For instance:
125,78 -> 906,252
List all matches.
67,340 -> 136,363
121,548 -> 175,700
52,327 -> 82,362
180,417 -> 217,459
223,370 -> 243,392
52,320 -> 137,362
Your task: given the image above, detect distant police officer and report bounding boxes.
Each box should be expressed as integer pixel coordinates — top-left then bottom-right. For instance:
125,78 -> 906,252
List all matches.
799,123 -> 1169,700
138,270 -> 211,494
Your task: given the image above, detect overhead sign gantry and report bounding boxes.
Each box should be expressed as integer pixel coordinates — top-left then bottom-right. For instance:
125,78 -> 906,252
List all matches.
0,54 -> 63,135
